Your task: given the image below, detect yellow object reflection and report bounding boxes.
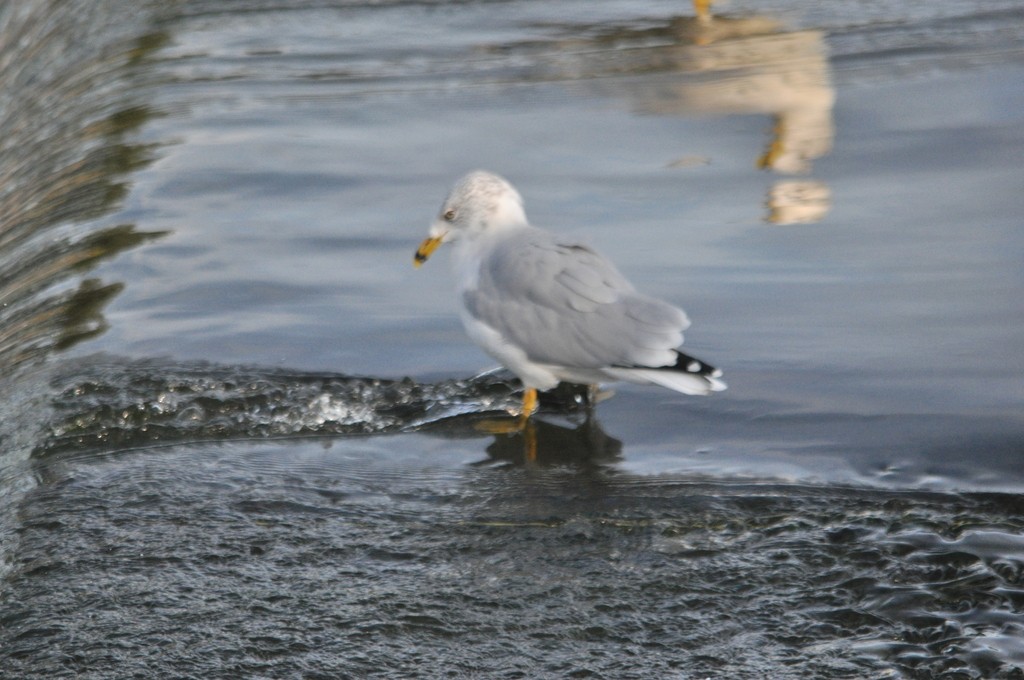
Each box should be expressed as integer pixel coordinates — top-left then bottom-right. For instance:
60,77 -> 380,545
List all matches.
494,8 -> 836,224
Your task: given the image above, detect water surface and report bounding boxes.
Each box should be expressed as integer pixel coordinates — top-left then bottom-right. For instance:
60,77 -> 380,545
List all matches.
1,0 -> 1023,677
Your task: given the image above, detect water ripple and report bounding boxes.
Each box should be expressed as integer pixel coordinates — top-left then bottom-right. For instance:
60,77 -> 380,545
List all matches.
4,449 -> 1024,678
38,356 -> 593,458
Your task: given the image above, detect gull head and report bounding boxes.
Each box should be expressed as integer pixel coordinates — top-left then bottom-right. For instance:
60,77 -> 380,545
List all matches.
414,170 -> 527,267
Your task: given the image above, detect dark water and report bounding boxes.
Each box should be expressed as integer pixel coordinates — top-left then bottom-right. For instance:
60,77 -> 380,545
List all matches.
2,0 -> 1024,677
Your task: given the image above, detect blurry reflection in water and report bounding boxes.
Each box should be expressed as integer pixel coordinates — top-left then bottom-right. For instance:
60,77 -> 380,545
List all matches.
487,10 -> 835,224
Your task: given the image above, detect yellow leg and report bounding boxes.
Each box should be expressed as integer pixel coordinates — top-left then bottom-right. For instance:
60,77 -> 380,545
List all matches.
473,387 -> 539,462
519,388 -> 539,462
519,387 -> 538,424
474,386 -> 539,435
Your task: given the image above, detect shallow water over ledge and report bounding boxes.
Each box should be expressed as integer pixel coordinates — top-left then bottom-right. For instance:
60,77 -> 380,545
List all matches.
6,436 -> 1024,678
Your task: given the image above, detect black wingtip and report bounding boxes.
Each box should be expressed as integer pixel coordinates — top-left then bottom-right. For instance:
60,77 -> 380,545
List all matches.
669,350 -> 722,379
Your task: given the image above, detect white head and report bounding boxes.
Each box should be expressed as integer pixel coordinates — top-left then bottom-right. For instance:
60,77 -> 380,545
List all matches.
414,171 -> 528,266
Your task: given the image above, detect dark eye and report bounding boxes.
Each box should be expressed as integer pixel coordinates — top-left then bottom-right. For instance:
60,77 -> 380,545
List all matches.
443,209 -> 456,221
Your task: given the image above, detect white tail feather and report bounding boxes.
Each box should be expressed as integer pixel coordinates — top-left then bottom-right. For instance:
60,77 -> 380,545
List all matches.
604,367 -> 727,396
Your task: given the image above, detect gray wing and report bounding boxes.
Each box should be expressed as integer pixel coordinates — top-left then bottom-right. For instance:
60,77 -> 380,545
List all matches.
463,228 -> 690,369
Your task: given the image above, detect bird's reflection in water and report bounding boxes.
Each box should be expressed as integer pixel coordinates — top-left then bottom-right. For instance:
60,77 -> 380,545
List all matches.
477,414 -> 623,468
501,7 -> 835,224
766,179 -> 831,225
426,382 -> 623,468
596,14 -> 834,224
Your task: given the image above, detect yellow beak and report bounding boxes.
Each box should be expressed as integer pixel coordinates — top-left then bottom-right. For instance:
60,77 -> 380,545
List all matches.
413,235 -> 442,268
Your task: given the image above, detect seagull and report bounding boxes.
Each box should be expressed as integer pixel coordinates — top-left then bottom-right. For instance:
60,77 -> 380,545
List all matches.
414,170 -> 725,423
